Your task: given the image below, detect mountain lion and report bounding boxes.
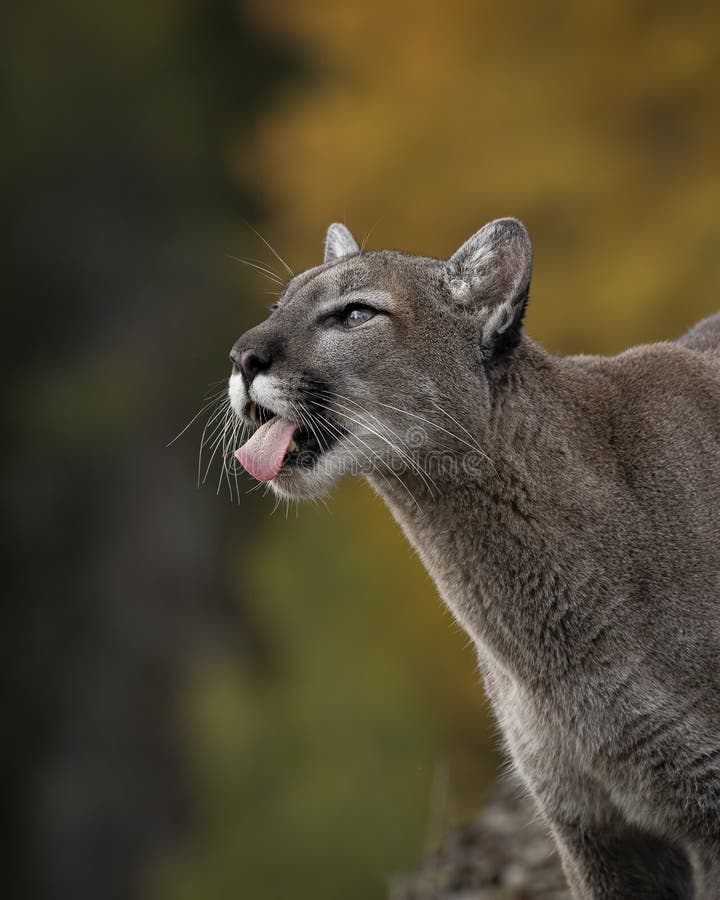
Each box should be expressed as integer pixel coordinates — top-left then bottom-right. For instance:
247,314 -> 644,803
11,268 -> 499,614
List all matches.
227,219 -> 720,899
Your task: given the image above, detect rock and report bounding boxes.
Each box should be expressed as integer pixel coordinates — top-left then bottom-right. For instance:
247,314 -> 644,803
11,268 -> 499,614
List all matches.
390,780 -> 570,900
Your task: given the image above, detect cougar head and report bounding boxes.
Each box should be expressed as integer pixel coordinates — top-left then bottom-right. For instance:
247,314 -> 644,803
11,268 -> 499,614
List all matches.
228,218 -> 532,500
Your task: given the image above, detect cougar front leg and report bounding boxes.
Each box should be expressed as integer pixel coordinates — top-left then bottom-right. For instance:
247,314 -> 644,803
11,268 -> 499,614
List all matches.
550,818 -> 694,900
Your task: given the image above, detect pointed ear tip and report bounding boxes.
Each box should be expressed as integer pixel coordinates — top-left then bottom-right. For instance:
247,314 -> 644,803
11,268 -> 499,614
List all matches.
494,217 -> 530,237
324,222 -> 360,261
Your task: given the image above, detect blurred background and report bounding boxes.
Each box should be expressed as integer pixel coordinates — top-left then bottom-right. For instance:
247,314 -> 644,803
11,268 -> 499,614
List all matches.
4,2 -> 720,898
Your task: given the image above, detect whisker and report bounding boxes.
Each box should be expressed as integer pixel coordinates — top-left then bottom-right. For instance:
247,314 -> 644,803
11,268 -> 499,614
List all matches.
316,383 -> 496,477
168,388 -> 227,447
244,221 -> 294,277
244,255 -> 283,280
311,409 -> 414,506
197,399 -> 232,487
311,386 -> 407,445
229,416 -> 243,503
372,399 -> 495,471
290,400 -> 330,456
360,215 -> 383,252
216,407 -> 234,497
310,391 -> 438,498
307,400 -> 427,511
202,407 -> 231,485
220,408 -> 243,502
428,399 -> 493,459
227,255 -> 284,286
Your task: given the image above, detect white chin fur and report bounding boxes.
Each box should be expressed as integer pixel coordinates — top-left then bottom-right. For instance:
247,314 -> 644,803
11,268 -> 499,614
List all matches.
269,470 -> 338,501
269,444 -> 360,500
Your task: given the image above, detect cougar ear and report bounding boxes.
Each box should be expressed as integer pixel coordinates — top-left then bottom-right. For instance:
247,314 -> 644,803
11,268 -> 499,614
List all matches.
448,217 -> 532,368
324,223 -> 360,263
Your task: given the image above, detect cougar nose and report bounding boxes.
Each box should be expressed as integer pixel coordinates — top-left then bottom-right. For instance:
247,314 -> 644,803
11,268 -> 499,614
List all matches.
230,347 -> 271,383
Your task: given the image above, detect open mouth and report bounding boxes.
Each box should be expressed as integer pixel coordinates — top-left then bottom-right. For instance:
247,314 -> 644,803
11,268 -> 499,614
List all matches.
234,401 -> 343,482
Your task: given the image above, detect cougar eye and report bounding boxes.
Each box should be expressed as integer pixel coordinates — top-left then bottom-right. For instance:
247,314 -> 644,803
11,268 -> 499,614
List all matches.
342,304 -> 376,327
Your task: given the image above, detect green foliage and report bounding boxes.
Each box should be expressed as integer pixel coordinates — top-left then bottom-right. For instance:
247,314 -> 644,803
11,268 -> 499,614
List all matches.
151,482 -> 495,900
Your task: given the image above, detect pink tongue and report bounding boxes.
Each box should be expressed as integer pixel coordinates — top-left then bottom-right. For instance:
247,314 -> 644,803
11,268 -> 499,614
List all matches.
234,417 -> 297,482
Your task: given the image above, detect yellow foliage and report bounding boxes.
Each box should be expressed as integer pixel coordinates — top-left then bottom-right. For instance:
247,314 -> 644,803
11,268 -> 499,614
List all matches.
242,0 -> 720,352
